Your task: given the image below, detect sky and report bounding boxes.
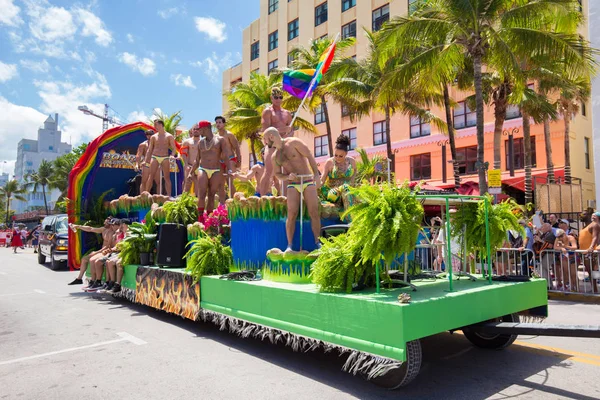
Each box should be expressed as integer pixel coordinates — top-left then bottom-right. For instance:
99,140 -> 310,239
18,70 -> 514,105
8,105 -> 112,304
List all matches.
0,0 -> 258,176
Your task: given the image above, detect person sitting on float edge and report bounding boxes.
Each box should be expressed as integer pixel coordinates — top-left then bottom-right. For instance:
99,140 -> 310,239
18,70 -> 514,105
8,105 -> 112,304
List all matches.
320,134 -> 357,210
263,127 -> 321,251
85,219 -> 121,293
68,217 -> 114,285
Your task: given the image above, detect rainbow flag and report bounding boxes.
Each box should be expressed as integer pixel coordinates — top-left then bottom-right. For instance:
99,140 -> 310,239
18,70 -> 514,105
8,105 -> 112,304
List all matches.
283,41 -> 337,99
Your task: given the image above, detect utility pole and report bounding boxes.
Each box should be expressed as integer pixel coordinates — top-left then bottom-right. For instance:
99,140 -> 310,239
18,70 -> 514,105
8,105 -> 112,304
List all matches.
77,104 -> 120,133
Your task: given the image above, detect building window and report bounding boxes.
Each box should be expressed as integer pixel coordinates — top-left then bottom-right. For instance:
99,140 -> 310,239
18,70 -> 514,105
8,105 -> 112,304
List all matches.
250,41 -> 260,61
251,68 -> 259,74
341,104 -> 350,117
342,0 -> 356,12
315,2 -> 328,26
314,135 -> 329,157
411,153 -> 431,180
505,104 -> 521,120
408,0 -> 422,14
410,115 -> 431,138
342,20 -> 356,39
585,137 -> 590,169
506,137 -> 536,170
456,146 -> 478,175
453,100 -> 476,129
267,59 -> 278,74
582,101 -> 587,117
23,144 -> 30,150
342,128 -> 357,150
373,120 -> 387,145
268,31 -> 278,51
49,146 -> 54,151
372,4 -> 389,31
268,0 -> 279,14
26,161 -> 33,166
287,52 -> 295,66
314,103 -> 326,124
288,19 -> 299,40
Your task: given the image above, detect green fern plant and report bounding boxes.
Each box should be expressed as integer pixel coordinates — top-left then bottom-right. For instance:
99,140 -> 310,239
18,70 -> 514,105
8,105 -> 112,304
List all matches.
119,222 -> 157,265
345,182 -> 424,265
184,236 -> 232,282
163,192 -> 198,225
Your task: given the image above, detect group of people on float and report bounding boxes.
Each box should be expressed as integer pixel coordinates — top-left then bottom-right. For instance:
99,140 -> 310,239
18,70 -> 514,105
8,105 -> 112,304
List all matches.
67,217 -> 130,293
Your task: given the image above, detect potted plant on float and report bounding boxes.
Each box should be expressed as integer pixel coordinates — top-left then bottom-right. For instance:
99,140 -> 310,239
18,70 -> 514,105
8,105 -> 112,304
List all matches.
120,221 -> 157,266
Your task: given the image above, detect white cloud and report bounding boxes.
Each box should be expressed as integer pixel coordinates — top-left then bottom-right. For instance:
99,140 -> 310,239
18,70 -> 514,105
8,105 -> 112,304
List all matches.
19,59 -> 51,74
118,52 -> 156,76
0,96 -> 46,165
33,72 -> 112,144
190,52 -> 238,83
171,74 -> 196,89
126,33 -> 134,43
158,7 -> 179,19
194,16 -> 227,43
10,31 -> 81,60
28,5 -> 77,42
0,0 -> 23,27
0,61 -> 18,82
127,110 -> 149,123
73,8 -> 113,47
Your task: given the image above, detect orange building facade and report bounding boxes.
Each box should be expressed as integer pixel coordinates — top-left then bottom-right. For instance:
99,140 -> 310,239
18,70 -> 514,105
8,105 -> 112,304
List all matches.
222,0 -> 596,207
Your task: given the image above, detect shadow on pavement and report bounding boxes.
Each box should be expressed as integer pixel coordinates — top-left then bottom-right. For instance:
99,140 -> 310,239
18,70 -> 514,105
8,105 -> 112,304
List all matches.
68,292 -> 594,400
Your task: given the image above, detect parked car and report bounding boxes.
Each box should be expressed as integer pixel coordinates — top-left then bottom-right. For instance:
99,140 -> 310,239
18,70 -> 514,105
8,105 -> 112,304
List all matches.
38,214 -> 69,270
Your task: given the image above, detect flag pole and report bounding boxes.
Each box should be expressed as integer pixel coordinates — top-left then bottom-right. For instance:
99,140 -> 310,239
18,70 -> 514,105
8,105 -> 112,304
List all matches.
288,33 -> 340,130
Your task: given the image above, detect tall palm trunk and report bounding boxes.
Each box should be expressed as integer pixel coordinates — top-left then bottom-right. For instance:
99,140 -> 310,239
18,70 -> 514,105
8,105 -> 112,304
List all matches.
522,111 -> 533,205
249,135 -> 257,164
563,110 -> 572,184
321,95 -> 334,156
492,85 -> 508,171
473,52 -> 488,194
42,185 -> 48,215
384,105 -> 394,175
443,85 -> 460,188
543,118 -> 555,183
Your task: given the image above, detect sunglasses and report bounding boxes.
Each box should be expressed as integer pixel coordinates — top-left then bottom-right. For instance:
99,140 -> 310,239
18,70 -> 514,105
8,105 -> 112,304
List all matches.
273,96 -> 283,100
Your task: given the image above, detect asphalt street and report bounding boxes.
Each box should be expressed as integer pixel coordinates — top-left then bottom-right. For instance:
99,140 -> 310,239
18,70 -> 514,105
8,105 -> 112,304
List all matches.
1,248 -> 599,400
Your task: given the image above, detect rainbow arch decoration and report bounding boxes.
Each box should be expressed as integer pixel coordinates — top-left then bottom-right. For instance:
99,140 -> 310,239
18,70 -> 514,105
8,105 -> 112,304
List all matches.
67,122 -> 183,270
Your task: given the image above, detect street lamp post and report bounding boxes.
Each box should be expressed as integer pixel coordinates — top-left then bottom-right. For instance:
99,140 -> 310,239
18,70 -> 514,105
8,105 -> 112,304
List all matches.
503,127 -> 519,177
437,140 -> 449,183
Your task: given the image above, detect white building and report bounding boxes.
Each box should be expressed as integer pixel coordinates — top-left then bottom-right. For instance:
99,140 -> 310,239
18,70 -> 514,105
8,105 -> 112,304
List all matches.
13,114 -> 72,213
0,173 -> 8,188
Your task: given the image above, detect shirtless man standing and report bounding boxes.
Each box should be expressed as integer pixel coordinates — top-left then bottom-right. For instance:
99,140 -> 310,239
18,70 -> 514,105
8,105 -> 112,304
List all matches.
135,130 -> 160,194
67,217 -> 114,286
181,124 -> 202,194
258,87 -> 294,196
263,127 -> 321,251
215,116 -> 242,198
190,121 -> 235,217
143,120 -> 179,195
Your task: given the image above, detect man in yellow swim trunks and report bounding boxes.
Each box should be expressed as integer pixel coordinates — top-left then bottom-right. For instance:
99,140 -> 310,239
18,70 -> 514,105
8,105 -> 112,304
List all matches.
263,127 -> 321,251
143,120 -> 179,195
190,120 -> 235,219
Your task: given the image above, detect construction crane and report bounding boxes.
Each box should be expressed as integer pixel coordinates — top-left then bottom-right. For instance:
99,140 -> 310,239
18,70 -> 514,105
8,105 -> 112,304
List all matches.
77,103 -> 121,133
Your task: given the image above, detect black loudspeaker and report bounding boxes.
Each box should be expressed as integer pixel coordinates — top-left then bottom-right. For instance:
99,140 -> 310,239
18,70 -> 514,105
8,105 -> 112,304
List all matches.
156,223 -> 187,267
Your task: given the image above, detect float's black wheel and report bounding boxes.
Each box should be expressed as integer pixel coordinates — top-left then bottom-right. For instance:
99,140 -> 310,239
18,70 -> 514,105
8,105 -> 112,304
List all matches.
367,340 -> 422,390
462,313 -> 519,349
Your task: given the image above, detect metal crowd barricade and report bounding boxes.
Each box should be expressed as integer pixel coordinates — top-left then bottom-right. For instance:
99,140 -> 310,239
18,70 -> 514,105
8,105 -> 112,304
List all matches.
494,248 -> 535,276
538,249 -> 600,294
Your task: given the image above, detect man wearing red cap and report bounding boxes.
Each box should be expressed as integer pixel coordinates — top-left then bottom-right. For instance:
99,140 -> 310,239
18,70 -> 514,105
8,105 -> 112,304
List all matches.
181,123 -> 202,194
190,121 -> 235,218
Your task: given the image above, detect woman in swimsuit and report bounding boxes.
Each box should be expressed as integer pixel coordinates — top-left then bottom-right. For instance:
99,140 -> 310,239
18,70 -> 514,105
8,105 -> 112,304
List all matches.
319,134 -> 357,210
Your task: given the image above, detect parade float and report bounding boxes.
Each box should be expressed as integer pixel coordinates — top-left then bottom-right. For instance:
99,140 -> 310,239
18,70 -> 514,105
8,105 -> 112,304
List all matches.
68,125 -> 549,388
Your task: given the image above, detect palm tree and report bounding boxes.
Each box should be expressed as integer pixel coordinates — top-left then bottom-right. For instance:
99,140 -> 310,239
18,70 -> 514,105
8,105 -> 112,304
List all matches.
151,110 -> 183,140
288,37 -> 356,156
49,142 -> 87,205
330,31 -> 445,174
378,0 -> 594,194
225,72 -> 317,163
0,180 -> 27,225
354,148 -> 388,184
25,160 -> 54,214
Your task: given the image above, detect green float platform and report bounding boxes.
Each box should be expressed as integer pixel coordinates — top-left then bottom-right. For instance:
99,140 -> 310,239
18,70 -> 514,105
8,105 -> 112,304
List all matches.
200,275 -> 548,362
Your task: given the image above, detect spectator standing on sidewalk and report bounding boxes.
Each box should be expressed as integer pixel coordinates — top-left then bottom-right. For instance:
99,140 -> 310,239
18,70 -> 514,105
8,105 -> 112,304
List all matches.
535,223 -> 556,282
10,224 -> 23,253
517,220 -> 535,276
554,228 -> 578,291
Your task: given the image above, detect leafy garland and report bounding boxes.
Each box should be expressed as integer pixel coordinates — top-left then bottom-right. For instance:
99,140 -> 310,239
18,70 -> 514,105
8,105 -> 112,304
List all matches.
450,195 -> 523,256
184,236 -> 232,283
345,183 -> 424,265
226,194 -> 341,221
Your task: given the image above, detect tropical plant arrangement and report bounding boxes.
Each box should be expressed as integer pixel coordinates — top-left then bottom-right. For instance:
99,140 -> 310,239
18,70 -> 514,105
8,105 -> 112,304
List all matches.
310,182 -> 424,293
119,222 -> 158,266
226,193 -> 341,222
107,192 -> 172,215
185,235 -> 233,283
162,192 -> 198,225
449,195 -> 522,257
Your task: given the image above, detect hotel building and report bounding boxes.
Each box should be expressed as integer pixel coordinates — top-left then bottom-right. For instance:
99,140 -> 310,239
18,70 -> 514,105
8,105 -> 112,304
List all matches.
222,0 -> 595,207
